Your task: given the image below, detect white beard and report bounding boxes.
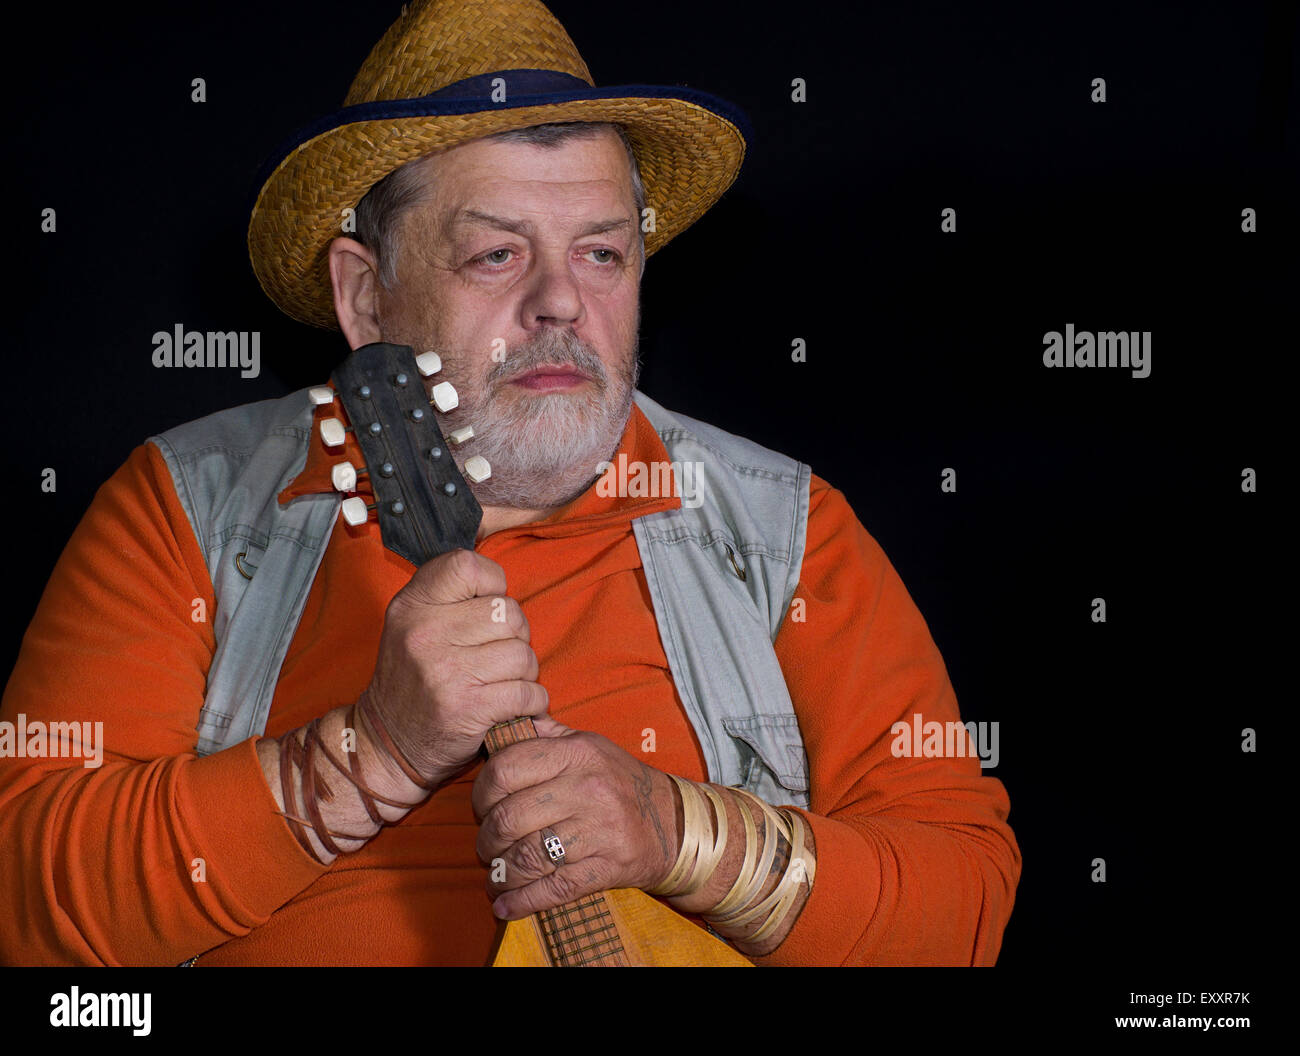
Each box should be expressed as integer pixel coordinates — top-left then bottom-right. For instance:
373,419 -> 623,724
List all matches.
433,327 -> 640,510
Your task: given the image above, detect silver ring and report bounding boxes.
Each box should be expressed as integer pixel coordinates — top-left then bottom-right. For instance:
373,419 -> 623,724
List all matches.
541,827 -> 566,866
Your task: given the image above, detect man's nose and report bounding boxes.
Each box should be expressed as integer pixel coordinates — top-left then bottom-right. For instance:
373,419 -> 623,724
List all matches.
520,251 -> 583,328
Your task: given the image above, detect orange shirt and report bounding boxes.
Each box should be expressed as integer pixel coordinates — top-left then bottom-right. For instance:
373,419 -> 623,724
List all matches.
0,399 -> 1020,965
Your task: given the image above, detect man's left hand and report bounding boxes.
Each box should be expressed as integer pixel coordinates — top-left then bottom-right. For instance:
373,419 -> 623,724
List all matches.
472,721 -> 679,919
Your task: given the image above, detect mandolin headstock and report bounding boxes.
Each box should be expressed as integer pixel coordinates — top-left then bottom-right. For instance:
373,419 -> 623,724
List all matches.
310,341 -> 486,565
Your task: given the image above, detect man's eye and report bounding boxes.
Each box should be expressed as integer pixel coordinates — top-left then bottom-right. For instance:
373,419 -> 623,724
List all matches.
588,249 -> 619,264
477,248 -> 514,266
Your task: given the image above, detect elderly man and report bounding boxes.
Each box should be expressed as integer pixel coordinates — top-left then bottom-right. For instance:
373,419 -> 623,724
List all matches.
0,0 -> 1019,965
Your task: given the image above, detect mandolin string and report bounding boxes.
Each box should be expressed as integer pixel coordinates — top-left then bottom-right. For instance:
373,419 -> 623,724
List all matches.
541,896 -> 624,965
552,934 -> 624,966
541,908 -> 624,965
543,894 -> 624,962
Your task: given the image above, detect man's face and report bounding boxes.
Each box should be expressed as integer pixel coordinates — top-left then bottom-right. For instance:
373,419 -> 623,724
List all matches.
374,128 -> 643,510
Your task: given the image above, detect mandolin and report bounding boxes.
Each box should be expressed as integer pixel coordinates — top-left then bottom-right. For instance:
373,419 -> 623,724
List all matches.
316,341 -> 750,967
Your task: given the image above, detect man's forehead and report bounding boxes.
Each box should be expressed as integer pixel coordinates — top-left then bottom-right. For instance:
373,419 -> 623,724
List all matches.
445,207 -> 634,239
420,134 -> 633,217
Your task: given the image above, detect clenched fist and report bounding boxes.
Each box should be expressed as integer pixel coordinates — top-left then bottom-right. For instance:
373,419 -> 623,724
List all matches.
358,547 -> 554,793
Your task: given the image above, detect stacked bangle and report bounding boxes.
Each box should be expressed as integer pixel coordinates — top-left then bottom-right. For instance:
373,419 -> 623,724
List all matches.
648,774 -> 816,943
649,774 -> 729,896
706,789 -> 816,943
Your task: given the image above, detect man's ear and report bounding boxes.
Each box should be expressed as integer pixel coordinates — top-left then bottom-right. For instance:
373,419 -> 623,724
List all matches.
329,237 -> 385,350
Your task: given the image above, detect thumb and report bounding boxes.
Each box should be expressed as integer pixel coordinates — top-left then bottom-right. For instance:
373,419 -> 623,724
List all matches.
406,548 -> 507,605
531,715 -> 576,739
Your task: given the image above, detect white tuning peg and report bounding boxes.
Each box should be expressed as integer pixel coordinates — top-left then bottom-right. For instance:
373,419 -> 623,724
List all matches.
448,426 -> 474,445
415,351 -> 442,376
319,418 -> 348,448
463,455 -> 491,483
340,496 -> 370,527
308,386 -> 335,406
430,381 -> 458,413
331,461 -> 359,492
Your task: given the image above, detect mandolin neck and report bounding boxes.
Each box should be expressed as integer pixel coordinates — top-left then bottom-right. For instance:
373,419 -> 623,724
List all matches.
484,718 -> 630,966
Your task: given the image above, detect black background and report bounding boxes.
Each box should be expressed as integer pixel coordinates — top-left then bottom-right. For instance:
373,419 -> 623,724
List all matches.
5,0 -> 1293,1000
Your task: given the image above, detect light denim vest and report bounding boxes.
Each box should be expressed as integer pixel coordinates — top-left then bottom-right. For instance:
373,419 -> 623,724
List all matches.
149,388 -> 812,809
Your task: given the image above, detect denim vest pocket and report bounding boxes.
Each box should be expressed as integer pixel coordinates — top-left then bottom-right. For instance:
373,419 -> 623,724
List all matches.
721,713 -> 810,807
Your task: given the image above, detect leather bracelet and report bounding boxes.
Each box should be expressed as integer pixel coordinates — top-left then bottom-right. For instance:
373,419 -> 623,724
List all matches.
302,721 -> 346,857
316,710 -> 384,824
272,727 -> 377,862
357,695 -> 438,792
273,808 -> 375,846
301,720 -> 393,843
278,731 -> 326,864
309,702 -> 427,814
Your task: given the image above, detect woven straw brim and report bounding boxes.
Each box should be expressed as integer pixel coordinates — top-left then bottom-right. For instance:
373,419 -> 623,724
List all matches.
248,96 -> 746,330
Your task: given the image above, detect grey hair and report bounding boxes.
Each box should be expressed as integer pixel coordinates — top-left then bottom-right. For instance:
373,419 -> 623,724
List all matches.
353,121 -> 647,289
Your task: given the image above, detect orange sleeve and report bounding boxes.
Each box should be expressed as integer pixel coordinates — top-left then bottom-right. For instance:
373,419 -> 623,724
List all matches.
0,443 -> 325,966
756,474 -> 1022,966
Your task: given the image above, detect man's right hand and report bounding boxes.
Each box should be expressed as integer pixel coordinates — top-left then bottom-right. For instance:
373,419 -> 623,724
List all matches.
357,548 -> 550,795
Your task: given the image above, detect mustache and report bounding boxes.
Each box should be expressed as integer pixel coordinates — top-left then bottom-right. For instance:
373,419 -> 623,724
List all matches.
484,331 -> 609,390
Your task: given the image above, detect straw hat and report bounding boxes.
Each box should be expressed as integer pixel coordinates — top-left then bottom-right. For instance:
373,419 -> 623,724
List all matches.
247,0 -> 752,329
